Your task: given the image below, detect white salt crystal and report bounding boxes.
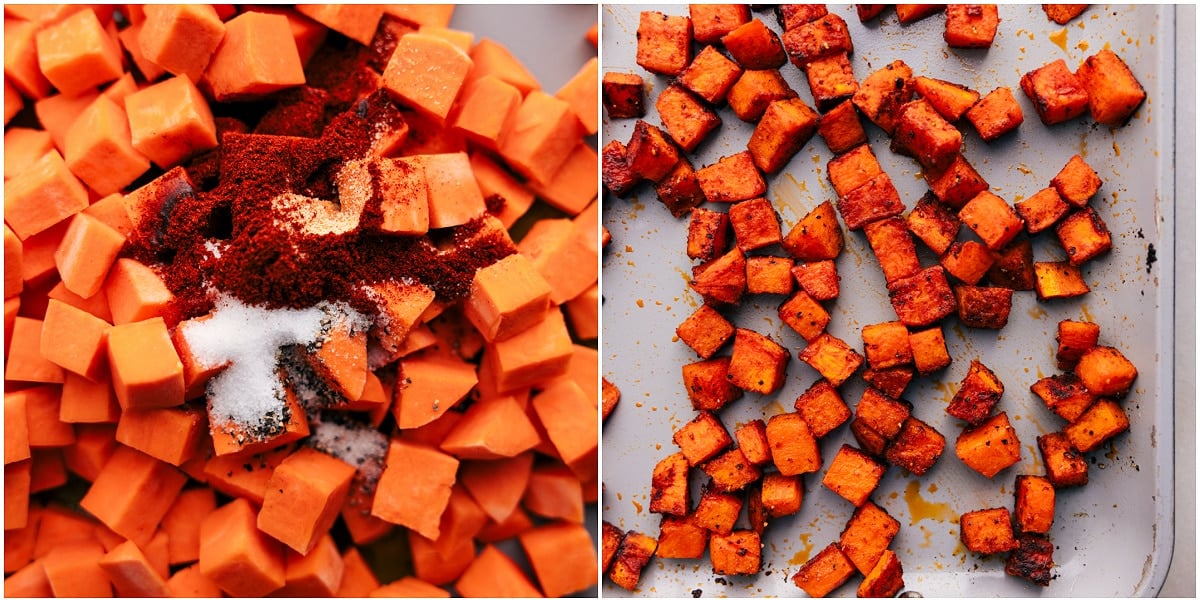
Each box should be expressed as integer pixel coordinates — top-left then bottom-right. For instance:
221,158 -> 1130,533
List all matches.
307,418 -> 387,485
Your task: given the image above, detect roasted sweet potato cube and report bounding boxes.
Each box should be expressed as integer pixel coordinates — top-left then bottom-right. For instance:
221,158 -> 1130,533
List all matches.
1042,4 -> 1088,24
603,377 -> 621,421
851,418 -> 890,457
1031,373 -> 1097,423
987,238 -> 1036,291
944,4 -> 1000,47
655,158 -> 707,218
794,379 -> 851,438
941,241 -> 995,285
895,4 -> 945,22
923,154 -> 989,209
687,207 -> 731,262
1076,49 -> 1146,127
609,530 -> 657,590
1020,59 -> 1090,125
679,46 -> 744,105
793,543 -> 856,598
729,198 -> 782,251
710,530 -> 762,575
748,98 -> 818,173
892,99 -> 962,170
783,199 -> 845,262
1075,346 -> 1138,398
838,172 -> 906,231
1015,187 -> 1070,235
907,194 -> 961,255
856,386 -> 912,441
746,256 -> 795,295
722,19 -> 786,70
691,247 -> 747,305
650,452 -> 691,516
1056,320 -> 1100,370
823,444 -> 886,506
727,69 -> 797,122
602,521 -> 625,573
765,412 -> 821,476
694,486 -> 743,535
864,217 -> 921,284
779,290 -> 831,342
955,285 -> 1013,329
782,13 -> 853,67
1006,533 -> 1054,587
657,514 -> 708,559
960,507 -> 1017,554
735,419 -> 772,466
697,152 -> 767,203
804,53 -> 859,111
683,357 -> 744,411
861,321 -> 913,371
760,472 -> 803,518
799,333 -> 864,387
909,326 -> 951,376
1033,261 -> 1089,300
745,480 -> 767,535
852,60 -> 915,135
627,120 -> 681,183
791,260 -> 840,301
913,76 -> 980,121
863,367 -> 915,400
818,100 -> 868,154
955,411 -> 1021,478
778,4 -> 830,30
1051,154 -> 1102,207
960,191 -> 1023,250
672,411 -> 733,466
702,447 -> 762,492
855,4 -> 888,22
602,140 -> 639,198
636,11 -> 693,76
689,4 -> 751,44
839,501 -> 900,574
657,84 -> 722,153
1056,207 -> 1112,266
947,360 -> 1004,425
1038,432 -> 1088,487
602,72 -> 646,119
858,549 -> 905,598
729,328 -> 789,394
1014,475 -> 1055,534
886,416 -> 946,476
966,86 -> 1025,142
887,266 -> 958,327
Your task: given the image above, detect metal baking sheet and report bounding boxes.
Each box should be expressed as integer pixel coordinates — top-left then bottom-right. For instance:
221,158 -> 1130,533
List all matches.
601,4 -> 1176,597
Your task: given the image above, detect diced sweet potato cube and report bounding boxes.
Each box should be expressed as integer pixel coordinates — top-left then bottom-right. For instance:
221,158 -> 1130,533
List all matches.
760,472 -> 803,518
896,4 -> 945,22
1006,533 -> 1055,586
727,69 -> 797,122
687,208 -> 731,262
697,152 -> 766,203
649,452 -> 690,516
887,266 -> 957,327
942,241 -> 995,286
766,412 -> 821,476
602,521 -> 626,572
729,328 -> 789,394
924,154 -> 989,210
608,530 -> 657,591
746,256 -> 795,295
689,4 -> 751,44
745,480 -> 767,535
1076,49 -> 1146,127
960,507 -> 1017,554
1016,187 -> 1070,234
636,11 -> 693,76
602,377 -> 621,421
1037,432 -> 1088,487
735,419 -> 772,466
798,333 -> 864,387
694,486 -> 743,535
838,502 -> 900,575
657,83 -> 721,153
892,99 -> 962,171
602,72 -> 646,119
864,217 -> 921,284
781,13 -> 853,68
909,326 -> 951,375
702,447 -> 762,492
1014,475 -> 1055,535
655,159 -> 707,217
863,366 -> 915,400
782,200 -> 844,261
1033,261 -> 1090,300
966,87 -> 1025,142
861,321 -> 913,371
626,120 -> 680,183
955,412 -> 1021,478
1051,154 -> 1102,207
682,357 -> 744,411
960,191 -> 1023,250
987,238 -> 1036,291
1056,319 -> 1101,370
837,172 -> 905,231
779,290 -> 831,342
679,46 -> 743,105
677,304 -> 735,359
804,53 -> 859,111
822,444 -> 885,506
778,5 -> 830,30
858,549 -> 905,598
944,4 -> 999,47
794,379 -> 851,438
855,4 -> 887,22
602,140 -> 639,198
886,416 -> 946,476
1020,59 -> 1090,125
855,386 -> 911,440
729,198 -> 782,251
955,285 -> 1013,329
852,60 -> 914,134
947,360 -> 1004,425
722,19 -> 786,70
748,98 -> 818,173
793,543 -> 855,598
1055,207 -> 1112,266
791,260 -> 840,301
851,418 -> 890,457
1043,4 -> 1088,24
656,514 -> 708,559
907,194 -> 961,255
1030,373 -> 1097,423
1075,346 -> 1138,397
672,411 -> 732,466
817,100 -> 868,154
710,530 -> 762,576
691,246 -> 747,305
913,76 -> 980,121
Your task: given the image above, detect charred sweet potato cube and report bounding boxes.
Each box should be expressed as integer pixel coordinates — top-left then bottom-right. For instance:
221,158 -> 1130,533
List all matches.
966,86 -> 1025,142
858,549 -> 905,598
960,191 -> 1024,250
1056,319 -> 1100,370
683,357 -> 744,411
837,172 -> 906,231
722,18 -> 787,70
697,151 -> 767,202
657,84 -> 722,153
1075,346 -> 1138,397
702,447 -> 762,492
818,100 -> 869,154
909,326 -> 952,376
856,4 -> 888,22
1037,432 -> 1088,487
1014,475 -> 1056,535
955,285 -> 1013,329
602,72 -> 646,119
913,76 -> 980,121
1033,261 -> 1089,300
782,13 -> 853,68
710,530 -> 762,575
944,4 -> 1000,48
887,266 -> 958,327
864,217 -> 922,284
794,379 -> 851,438
822,444 -> 886,506
778,4 -> 830,30
689,4 -> 751,44
955,411 -> 1021,478
627,120 -> 681,183
657,514 -> 708,559
602,521 -> 625,573
886,416 -> 946,476
687,207 -> 731,261
650,451 -> 691,516
746,255 -> 795,295
735,419 -> 772,466
782,200 -> 844,261
636,11 -> 694,76
691,247 -> 747,305
766,412 -> 822,476
748,98 -> 819,173
851,418 -> 890,457
863,367 -> 915,400
602,140 -> 640,198
907,194 -> 960,255
1042,4 -> 1088,24
672,411 -> 733,466
1055,207 -> 1112,266
804,53 -> 859,111
1076,49 -> 1146,127
895,4 -> 945,22
799,333 -> 865,387
861,321 -> 914,371
779,290 -> 831,342
729,328 -> 789,394
1015,187 -> 1070,234
1020,59 -> 1090,125
856,386 -> 912,440
1031,373 -> 1097,423
792,260 -> 841,301
947,360 -> 1004,425
603,377 -> 621,421
892,99 -> 962,170
923,154 -> 989,209
793,543 -> 856,598
655,158 -> 707,217
852,60 -> 915,135
987,238 -> 1036,291
679,46 -> 744,105
727,69 -> 797,122
839,501 -> 900,574
1006,533 -> 1054,587
729,198 -> 783,251
828,144 -> 882,199
609,530 -> 657,590
761,472 -> 803,518
960,507 -> 1017,554
1051,154 -> 1102,207
941,241 -> 995,285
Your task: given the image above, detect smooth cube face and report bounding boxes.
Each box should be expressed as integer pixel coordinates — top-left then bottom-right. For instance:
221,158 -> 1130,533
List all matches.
1064,399 -> 1129,452
836,172 -> 905,231
701,447 -> 761,492
682,357 -> 743,411
885,417 -> 945,475
690,4 -> 750,44
793,380 -> 851,438
657,84 -> 721,153
839,502 -> 900,574
864,217 -> 921,284
909,327 -> 951,375
636,11 -> 692,76
679,46 -> 743,105
941,241 -> 994,286
745,256 -> 795,295
657,515 -> 708,559
729,198 -> 782,251
887,266 -> 957,327
1055,208 -> 1112,266
960,507 -> 1017,553
944,4 -> 999,47
728,328 -> 789,394
852,60 -> 915,134
1033,261 -> 1090,300
798,333 -> 864,387
805,53 -> 859,111
710,530 -> 761,575
722,19 -> 786,70
818,100 -> 868,154
765,413 -> 821,476
827,144 -> 883,198
690,247 -> 747,305
791,260 -> 840,301
782,200 -> 844,261
1051,154 -> 1103,207
676,304 -> 735,359
1076,49 -> 1147,127
654,159 -> 706,217
1015,475 -> 1056,534
861,321 -> 913,370
959,191 -> 1023,250
748,98 -> 818,173
672,411 -> 731,466
891,99 -> 962,170
697,152 -> 767,203
727,69 -> 796,122
779,290 -> 830,342
855,387 -> 910,440
1020,59 -> 1090,125
955,412 -> 1021,478
923,154 -> 989,209
822,444 -> 885,506
966,87 -> 1024,142
1075,345 -> 1138,397
1016,187 -> 1070,234
694,489 -> 743,535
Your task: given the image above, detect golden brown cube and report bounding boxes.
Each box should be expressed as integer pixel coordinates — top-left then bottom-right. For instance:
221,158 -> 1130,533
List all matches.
626,120 -> 680,183
818,99 -> 869,154
782,199 -> 845,261
1037,432 -> 1089,487
778,4 -> 830,30
689,4 -> 751,44
947,359 -> 1004,425
682,357 -> 744,411
1030,372 -> 1097,423
650,451 -> 691,516
779,289 -> 831,342
1042,4 -> 1088,24
1014,475 -> 1055,535
679,45 -> 744,105
697,151 -> 766,203
885,416 -> 946,476
657,514 -> 708,559
766,412 -> 822,476
794,379 -> 851,438
941,241 -> 995,286
852,60 -> 915,135
686,207 -> 731,262
1033,261 -> 1090,300
735,418 -> 772,466
655,158 -> 707,218
913,75 -> 980,121
839,501 -> 901,574
861,321 -> 914,371
906,193 -> 961,255
828,143 -> 883,198
722,18 -> 787,70
944,4 -> 1000,48
909,326 -> 951,376
782,13 -> 853,67
822,444 -> 886,506
710,530 -> 762,576
959,190 -> 1023,250
1051,154 -> 1102,207
691,246 -> 747,306
694,486 -> 743,535
986,238 -> 1036,291
791,260 -> 841,301
729,197 -> 783,252
851,418 -> 890,457
603,377 -> 621,421
727,69 -> 797,122
960,507 -> 1018,554
636,11 -> 693,76
602,72 -> 646,119
965,86 -> 1025,142
1015,187 -> 1070,234
864,217 -> 922,284
887,265 -> 958,327
603,139 -> 639,198
837,172 -> 906,231
728,327 -> 789,394
955,284 -> 1013,330
1064,398 -> 1129,453
804,53 -> 859,111
656,83 -> 722,153
862,366 -> 915,400
746,255 -> 795,295
1020,58 -> 1090,125
922,154 -> 989,209
793,543 -> 856,598
798,332 -> 865,387
858,549 -> 905,598
1076,49 -> 1146,127
1056,319 -> 1100,370
602,521 -> 625,573
856,4 -> 887,22
856,386 -> 912,440
1055,207 -> 1112,266
760,472 -> 803,518
672,410 -> 732,466
1005,533 -> 1054,587
955,411 -> 1022,478
609,530 -> 657,590
702,447 -> 762,492
748,98 -> 819,174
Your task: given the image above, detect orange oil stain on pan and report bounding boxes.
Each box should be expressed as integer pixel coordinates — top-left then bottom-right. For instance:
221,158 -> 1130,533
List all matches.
904,479 -> 957,526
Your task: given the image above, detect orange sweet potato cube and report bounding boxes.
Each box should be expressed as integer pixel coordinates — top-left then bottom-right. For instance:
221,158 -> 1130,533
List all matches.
822,444 -> 885,506
760,472 -> 803,518
677,304 -> 735,359
817,100 -> 868,154
656,514 -> 708,559
798,333 -> 864,387
852,60 -> 915,135
946,360 -> 1004,425
687,208 -> 731,262
781,13 -> 853,68
1030,373 -> 1097,423
837,172 -> 905,231
944,4 -> 999,47
839,501 -> 900,574
960,507 -> 1017,554
941,241 -> 995,286
906,194 -> 961,255
1051,154 -> 1102,207
654,159 -> 706,217
602,72 -> 646,119
697,152 -> 766,203
891,99 -> 962,171
748,98 -> 818,174
682,357 -> 743,411
913,76 -> 980,121
966,87 -> 1025,142
804,53 -> 859,111
779,5 -> 830,30
1055,207 -> 1112,266
793,379 -> 851,438
959,191 -> 1023,250
672,411 -> 732,466
608,530 -> 656,591
735,419 -> 772,466
710,530 -> 762,576
1056,319 -> 1101,370
1075,49 -> 1146,127
855,387 -> 911,441
649,452 -> 690,516
729,198 -> 782,252
863,366 -> 914,400
1074,345 -> 1137,398
782,200 -> 844,261
909,326 -> 951,376
602,140 -> 639,198
887,266 -> 958,327
727,69 -> 797,122
656,83 -> 721,153
955,412 -> 1021,478
851,418 -> 890,457
1020,59 -> 1090,125
626,120 -> 680,183
765,412 -> 821,476
745,480 -> 767,535
745,256 -> 795,295
864,217 -> 921,284
1016,187 -> 1070,234
689,4 -> 751,44
1038,432 -> 1088,487
779,290 -> 831,342
728,328 -> 789,394
721,19 -> 786,70
679,45 -> 744,105
791,260 -> 840,301
923,154 -> 989,209
793,543 -> 855,598
827,143 -> 883,198
636,11 -> 693,76
861,321 -> 913,371
693,486 -> 743,535
691,247 -> 747,305
858,549 -> 905,598
1043,4 -> 1088,24
1033,261 -> 1090,300
702,447 -> 762,492
955,285 -> 1013,330
987,238 -> 1037,291
1014,475 -> 1056,534
896,4 -> 945,23
885,416 -> 946,476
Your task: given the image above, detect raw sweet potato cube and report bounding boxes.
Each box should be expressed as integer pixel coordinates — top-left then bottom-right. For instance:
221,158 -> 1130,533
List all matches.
694,486 -> 743,535
941,241 -> 995,286
602,140 -> 639,198
626,120 -> 680,183
735,419 -> 772,466
677,304 -> 735,359
892,99 -> 962,170
710,530 -> 761,575
1006,533 -> 1055,586
864,217 -> 921,284
1076,49 -> 1147,127
855,4 -> 887,22
1014,475 -> 1055,534
1056,207 -> 1112,266
837,172 -> 905,231
862,367 -> 915,400
636,11 -> 693,76
858,549 -> 905,598
1075,346 -> 1138,397
1033,261 -> 1090,300
1031,373 -> 1097,423
794,379 -> 851,438
649,452 -> 690,516
602,72 -> 646,119
955,285 -> 1013,329
679,46 -> 744,105
657,84 -> 722,153
960,507 -> 1017,553
1051,154 -> 1102,207
781,13 -> 853,68
966,87 -> 1025,142
909,327 -> 951,375
673,411 -> 732,466
987,238 -> 1036,291
852,60 -> 915,135
657,514 -> 708,559
839,501 -> 900,574
896,4 -> 945,22
702,447 -> 762,492
923,154 -> 989,209
947,360 -> 1004,425
822,444 -> 885,506
766,412 -> 821,476
960,191 -> 1023,250
887,266 -> 957,327
782,200 -> 844,261
779,290 -> 831,342
861,321 -> 913,371
777,5 -> 829,31
655,158 -> 707,217
691,246 -> 747,305
727,69 -> 797,122
793,543 -> 855,598
760,472 -> 803,517
791,260 -> 840,301
955,411 -> 1021,478
729,198 -> 782,251
1056,320 -> 1101,370
886,416 -> 946,476
697,152 -> 766,203
682,357 -> 744,411
804,53 -> 859,111
689,4 -> 751,44
722,19 -> 786,70
746,256 -> 795,295
1043,4 -> 1088,24
855,386 -> 911,440
944,4 -> 999,47
817,100 -> 868,154
748,98 -> 818,173
1020,59 -> 1090,125
906,194 -> 961,255
687,208 -> 731,262
1016,187 -> 1070,234
608,530 -> 656,591
798,333 -> 864,387
1038,432 -> 1088,487
913,76 -> 980,121
728,328 -> 789,394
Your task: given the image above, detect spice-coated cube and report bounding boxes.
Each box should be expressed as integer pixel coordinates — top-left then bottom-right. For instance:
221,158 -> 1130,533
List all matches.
855,4 -> 887,22
779,290 -> 830,342
855,386 -> 911,440
656,514 -> 708,559
858,549 -> 905,598
782,13 -> 853,67
636,11 -> 693,76
1055,207 -> 1112,266
746,256 -> 795,295
691,247 -> 747,305
892,99 -> 962,170
822,444 -> 886,506
906,194 -> 961,255
791,260 -> 840,301
817,99 -> 868,154
1042,4 -> 1088,24
679,46 -> 744,105
694,486 -> 743,535
602,377 -> 620,421
862,366 -> 915,400
722,19 -> 787,70
1076,49 -> 1147,127
1005,533 -> 1055,587
682,357 -> 744,411
1020,59 -> 1090,125
735,419 -> 772,466
836,172 -> 905,231
602,72 -> 645,119
689,4 -> 751,44
729,198 -> 783,252
955,411 -> 1021,478
941,241 -> 995,286
608,530 -> 657,591
728,328 -> 789,394
798,333 -> 864,387
656,84 -> 721,153
1033,261 -> 1089,300
655,159 -> 706,218
852,60 -> 915,135
626,120 -> 680,183
1014,475 -> 1055,534
1051,154 -> 1102,207
959,191 -> 1023,250
696,152 -> 766,203
923,153 -> 989,209
793,379 -> 851,438
1016,187 -> 1070,234
839,501 -> 900,574
602,521 -> 625,572
760,472 -> 803,518
765,412 -> 821,476
861,321 -> 913,371
913,75 -> 980,122
745,480 -> 767,535
686,207 -> 731,262
804,53 -> 859,111
864,217 -> 921,284
944,4 -> 999,47
677,304 -> 734,359
702,447 -> 762,492
710,530 -> 762,575
778,4 -> 829,31
1064,398 -> 1129,453
1056,319 -> 1101,370
887,266 -> 957,327
782,200 -> 844,261
896,4 -> 945,23
748,98 -> 818,174
727,69 -> 797,122
955,285 -> 1013,329
1037,432 -> 1088,487
886,416 -> 946,476
649,451 -> 691,516
909,326 -> 951,376
672,411 -> 732,466
987,238 -> 1037,291
793,543 -> 855,598
960,507 -> 1018,554
946,360 -> 1004,425
1030,373 -> 1097,423
602,140 -> 639,198
851,417 -> 890,457
966,86 -> 1024,142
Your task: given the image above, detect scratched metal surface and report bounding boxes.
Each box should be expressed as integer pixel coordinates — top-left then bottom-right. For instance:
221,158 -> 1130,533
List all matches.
600,4 -> 1175,597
